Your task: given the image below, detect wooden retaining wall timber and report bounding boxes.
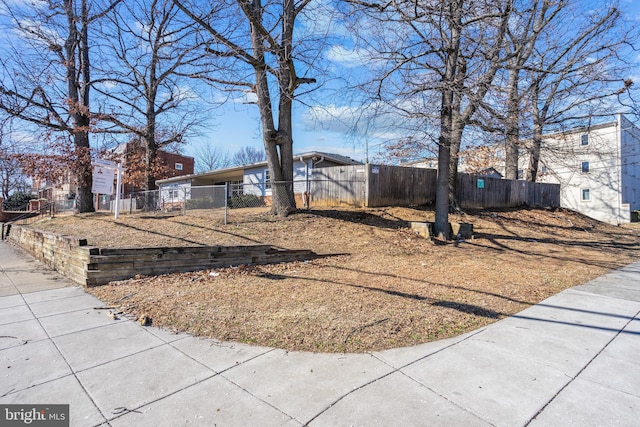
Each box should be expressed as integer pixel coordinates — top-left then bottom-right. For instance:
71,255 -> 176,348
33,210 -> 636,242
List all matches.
8,225 -> 317,286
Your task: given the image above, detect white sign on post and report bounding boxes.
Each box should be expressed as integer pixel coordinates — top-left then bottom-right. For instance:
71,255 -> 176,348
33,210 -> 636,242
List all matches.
93,158 -> 117,168
91,159 -> 126,219
91,166 -> 115,195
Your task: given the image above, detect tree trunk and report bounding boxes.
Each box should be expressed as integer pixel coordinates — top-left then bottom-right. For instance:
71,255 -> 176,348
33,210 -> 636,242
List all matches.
526,119 -> 543,182
145,140 -> 157,191
272,11 -> 296,214
434,0 -> 463,240
504,69 -> 520,180
526,86 -> 544,182
66,0 -> 94,213
257,0 -> 296,216
248,6 -> 292,216
435,87 -> 455,240
145,106 -> 158,192
447,122 -> 463,209
74,131 -> 94,213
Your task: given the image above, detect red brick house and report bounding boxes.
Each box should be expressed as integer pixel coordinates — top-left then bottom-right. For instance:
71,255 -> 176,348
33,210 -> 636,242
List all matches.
114,141 -> 195,193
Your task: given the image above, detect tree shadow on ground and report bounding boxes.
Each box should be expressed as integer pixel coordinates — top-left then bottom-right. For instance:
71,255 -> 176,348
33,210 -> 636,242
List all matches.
302,209 -> 410,230
266,269 -> 505,319
93,217 -> 266,246
468,231 -> 640,270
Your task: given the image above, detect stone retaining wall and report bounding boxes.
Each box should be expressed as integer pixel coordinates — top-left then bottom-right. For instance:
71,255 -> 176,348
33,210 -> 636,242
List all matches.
8,225 -> 317,286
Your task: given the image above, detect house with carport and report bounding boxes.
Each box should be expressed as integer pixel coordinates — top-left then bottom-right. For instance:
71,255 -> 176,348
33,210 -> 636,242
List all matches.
156,151 -> 362,209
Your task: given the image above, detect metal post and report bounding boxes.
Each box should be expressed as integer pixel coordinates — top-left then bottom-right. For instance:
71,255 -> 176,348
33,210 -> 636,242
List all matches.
224,182 -> 229,225
182,187 -> 187,215
114,163 -> 122,219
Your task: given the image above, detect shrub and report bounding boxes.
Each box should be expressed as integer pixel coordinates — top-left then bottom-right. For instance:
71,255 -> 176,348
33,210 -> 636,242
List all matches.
2,192 -> 37,211
228,194 -> 265,209
186,197 -> 217,209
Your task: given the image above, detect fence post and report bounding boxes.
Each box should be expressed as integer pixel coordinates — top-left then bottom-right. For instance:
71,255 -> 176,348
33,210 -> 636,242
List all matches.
224,182 -> 229,225
364,163 -> 370,207
302,171 -> 311,210
182,187 -> 187,215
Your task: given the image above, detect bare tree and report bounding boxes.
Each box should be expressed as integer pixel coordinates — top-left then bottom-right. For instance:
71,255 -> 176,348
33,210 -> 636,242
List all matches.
231,146 -> 265,166
347,0 -> 513,238
522,1 -> 635,182
0,121 -> 27,199
0,0 -> 119,212
475,1 -> 636,182
94,0 -> 211,191
174,0 -> 319,216
0,154 -> 21,200
192,142 -> 232,172
496,0 -> 564,180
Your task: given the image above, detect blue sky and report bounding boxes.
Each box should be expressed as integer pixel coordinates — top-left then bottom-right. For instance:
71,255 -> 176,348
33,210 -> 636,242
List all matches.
183,0 -> 640,166
1,1 -> 638,166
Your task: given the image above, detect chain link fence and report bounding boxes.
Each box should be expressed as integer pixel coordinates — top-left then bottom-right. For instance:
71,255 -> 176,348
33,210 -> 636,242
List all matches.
97,178 -> 366,223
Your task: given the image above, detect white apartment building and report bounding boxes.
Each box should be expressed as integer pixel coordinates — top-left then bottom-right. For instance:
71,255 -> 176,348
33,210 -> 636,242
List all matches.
527,114 -> 640,225
403,114 -> 640,224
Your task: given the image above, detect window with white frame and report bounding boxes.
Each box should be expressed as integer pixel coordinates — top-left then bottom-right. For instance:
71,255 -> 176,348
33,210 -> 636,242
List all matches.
175,162 -> 183,171
581,161 -> 590,173
167,184 -> 180,199
229,180 -> 243,197
581,134 -> 589,146
264,169 -> 271,190
581,188 -> 591,201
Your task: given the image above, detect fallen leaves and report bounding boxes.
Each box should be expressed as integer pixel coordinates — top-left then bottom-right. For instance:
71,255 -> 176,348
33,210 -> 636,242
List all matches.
33,206 -> 640,352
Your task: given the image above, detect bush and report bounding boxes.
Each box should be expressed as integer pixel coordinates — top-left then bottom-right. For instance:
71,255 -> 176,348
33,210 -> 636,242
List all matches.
186,197 -> 218,209
228,194 -> 265,209
2,192 -> 37,211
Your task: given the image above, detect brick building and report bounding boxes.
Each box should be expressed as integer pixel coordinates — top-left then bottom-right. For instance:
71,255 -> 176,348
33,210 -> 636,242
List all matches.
114,141 -> 195,193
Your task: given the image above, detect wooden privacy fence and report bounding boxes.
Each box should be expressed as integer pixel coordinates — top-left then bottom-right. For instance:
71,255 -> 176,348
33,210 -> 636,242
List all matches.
367,164 -> 437,207
309,166 -> 367,207
456,174 -> 560,209
307,164 -> 560,209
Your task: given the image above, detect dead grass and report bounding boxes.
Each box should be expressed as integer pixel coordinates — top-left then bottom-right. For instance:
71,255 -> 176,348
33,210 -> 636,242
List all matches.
31,206 -> 640,352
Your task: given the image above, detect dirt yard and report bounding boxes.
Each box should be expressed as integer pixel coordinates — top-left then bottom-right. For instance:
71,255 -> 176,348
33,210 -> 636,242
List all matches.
30,206 -> 640,353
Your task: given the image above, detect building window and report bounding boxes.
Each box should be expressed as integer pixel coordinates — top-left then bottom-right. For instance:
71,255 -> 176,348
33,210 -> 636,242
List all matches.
229,180 -> 243,197
167,184 -> 180,199
517,169 -> 524,179
581,161 -> 590,173
541,166 -> 548,174
175,162 -> 183,171
581,134 -> 589,146
264,169 -> 271,190
581,188 -> 591,201
496,149 -> 504,159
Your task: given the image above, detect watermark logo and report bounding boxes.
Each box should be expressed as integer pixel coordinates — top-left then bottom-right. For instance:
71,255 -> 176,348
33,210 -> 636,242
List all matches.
1,405 -> 69,426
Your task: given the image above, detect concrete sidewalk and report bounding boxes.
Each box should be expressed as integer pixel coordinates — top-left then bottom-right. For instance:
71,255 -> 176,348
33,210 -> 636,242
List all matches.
1,239 -> 639,426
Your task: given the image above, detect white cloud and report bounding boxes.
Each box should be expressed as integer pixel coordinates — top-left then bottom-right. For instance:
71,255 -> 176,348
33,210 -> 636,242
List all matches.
325,45 -> 370,68
302,103 -> 408,142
